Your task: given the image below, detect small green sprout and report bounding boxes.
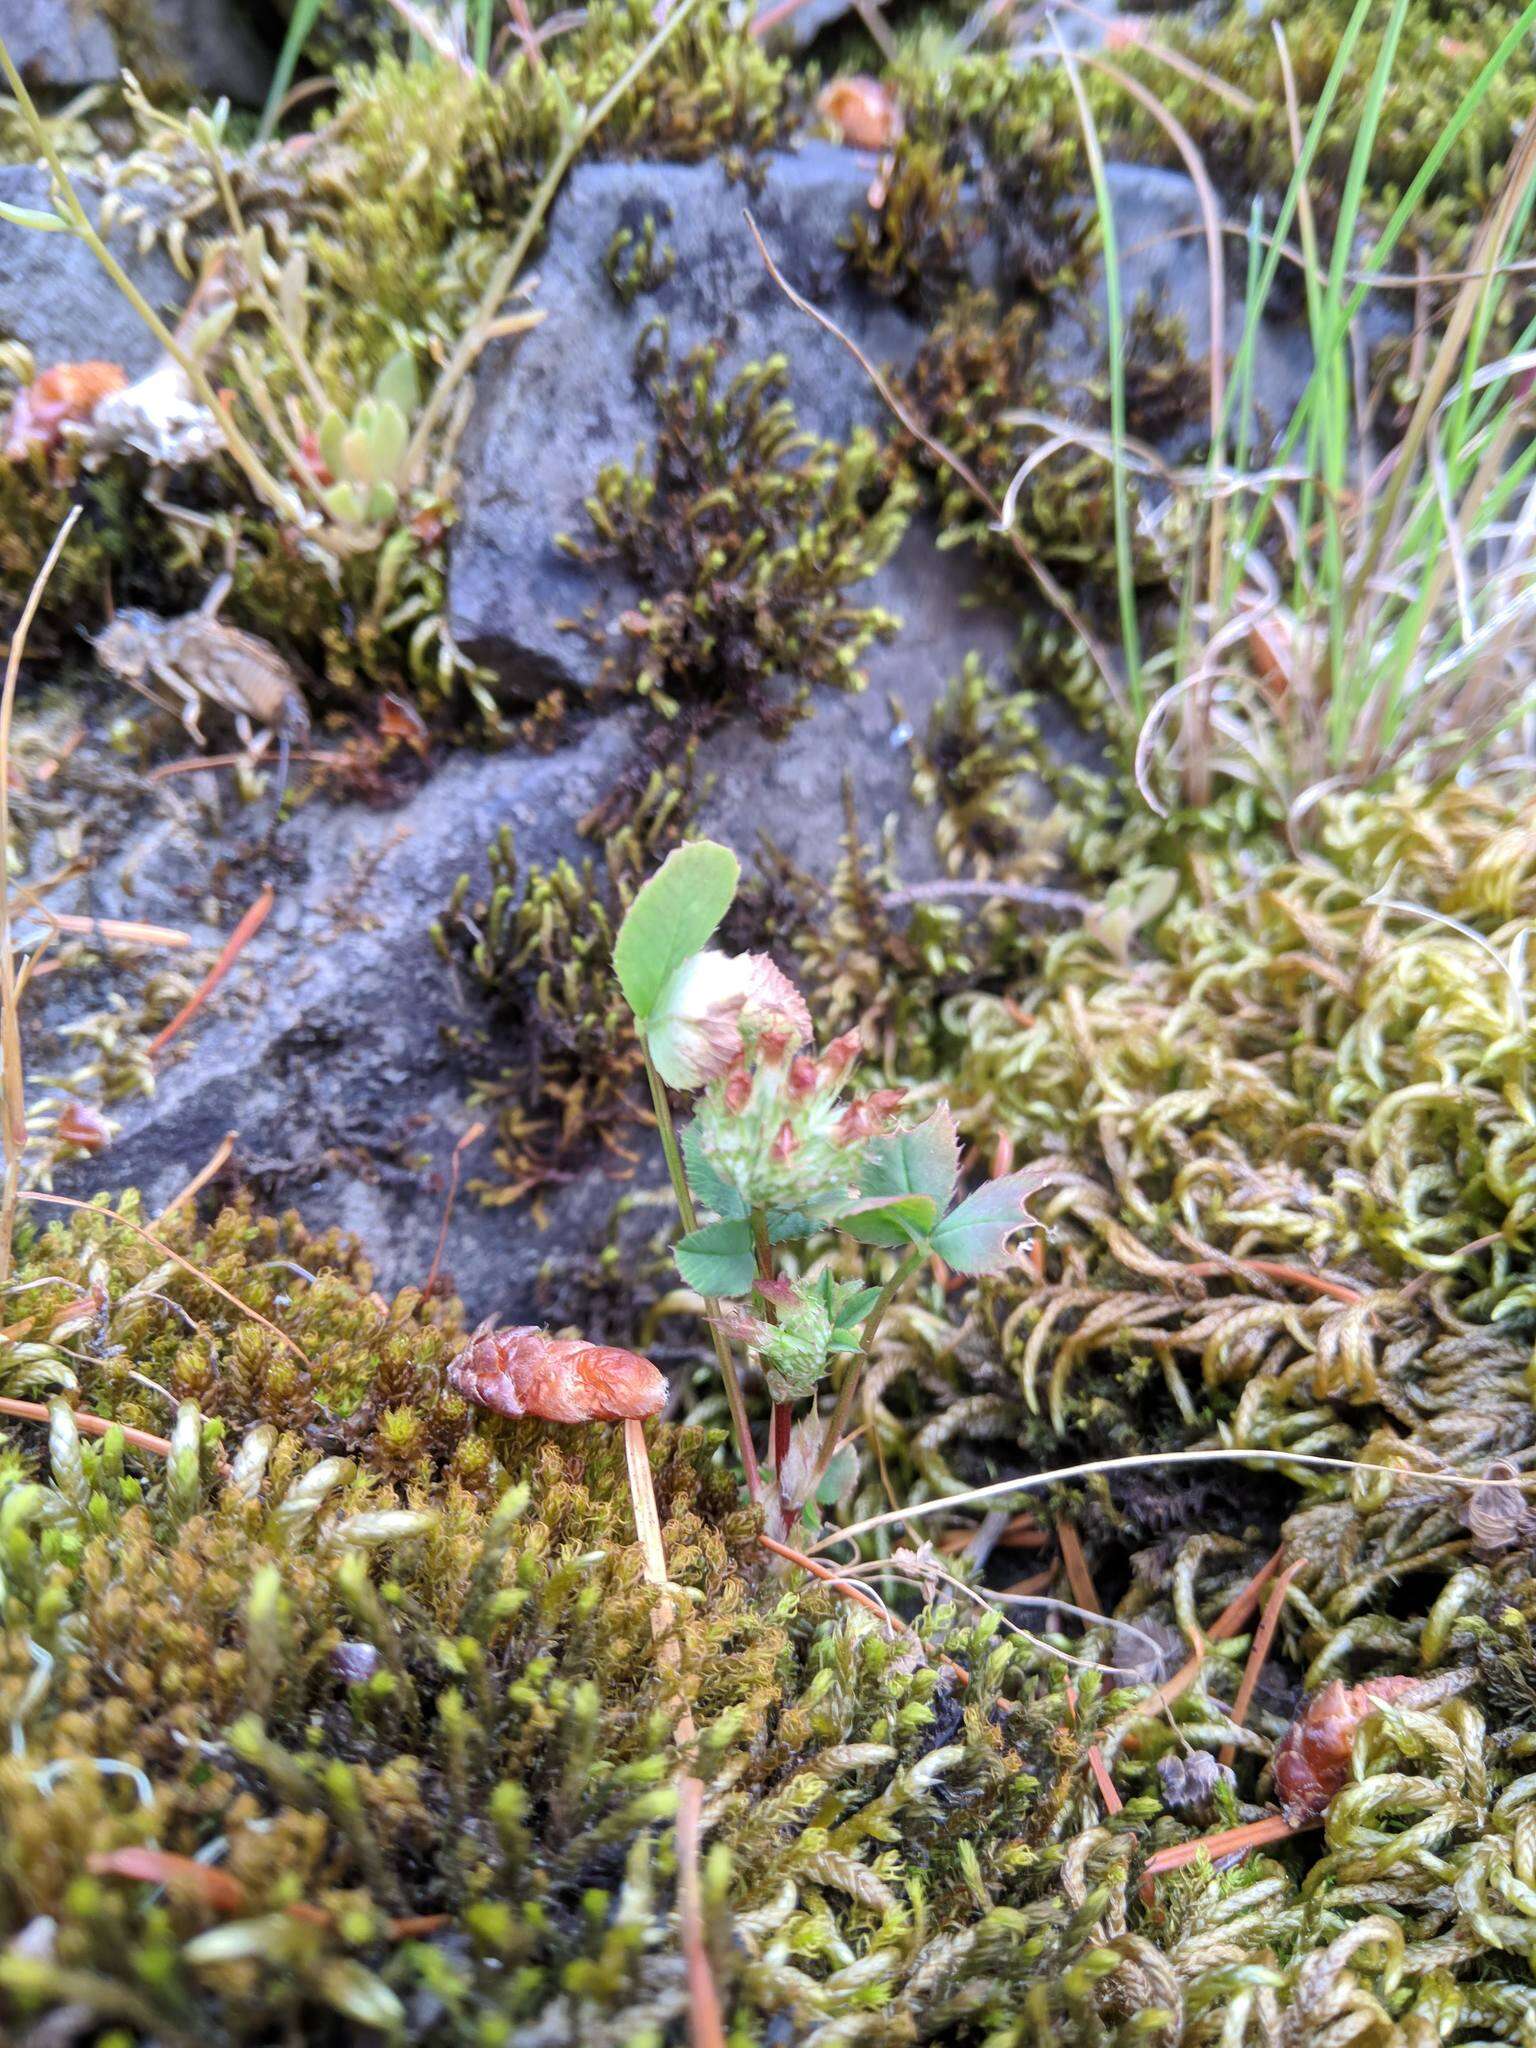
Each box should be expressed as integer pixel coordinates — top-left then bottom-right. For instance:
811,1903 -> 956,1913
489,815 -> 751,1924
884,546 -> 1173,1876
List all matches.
313,351 -> 419,530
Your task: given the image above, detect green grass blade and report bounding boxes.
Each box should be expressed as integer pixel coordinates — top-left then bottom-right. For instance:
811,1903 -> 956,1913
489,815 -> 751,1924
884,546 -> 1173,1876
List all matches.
1056,38 -> 1142,716
471,0 -> 495,70
259,0 -> 327,141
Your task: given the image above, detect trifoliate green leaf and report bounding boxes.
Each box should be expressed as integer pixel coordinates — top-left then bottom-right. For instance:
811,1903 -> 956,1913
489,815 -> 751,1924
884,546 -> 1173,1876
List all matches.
837,1192 -> 939,1247
929,1171 -> 1048,1276
682,1120 -> 747,1218
859,1106 -> 960,1212
674,1216 -> 756,1296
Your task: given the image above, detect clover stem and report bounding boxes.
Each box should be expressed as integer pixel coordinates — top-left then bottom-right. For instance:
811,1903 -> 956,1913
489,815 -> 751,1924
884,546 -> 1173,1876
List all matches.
804,1246 -> 926,1504
641,1044 -> 762,1503
748,1207 -> 791,1494
622,1413 -> 726,2045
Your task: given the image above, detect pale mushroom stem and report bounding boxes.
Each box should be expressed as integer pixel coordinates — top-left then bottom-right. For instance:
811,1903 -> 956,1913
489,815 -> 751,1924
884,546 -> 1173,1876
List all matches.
622,1416 -> 675,1619
621,1417 -> 728,2048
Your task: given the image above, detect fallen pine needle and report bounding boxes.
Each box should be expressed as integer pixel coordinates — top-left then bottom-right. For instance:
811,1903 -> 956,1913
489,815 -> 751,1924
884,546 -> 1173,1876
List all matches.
0,1394 -> 172,1460
1057,1518 -> 1103,1614
677,1772 -> 727,2048
149,885 -> 274,1056
1140,1813 -> 1317,1900
1087,1744 -> 1123,1814
90,1851 -> 452,1942
759,1533 -> 977,1692
41,912 -> 193,950
88,1849 -> 246,1912
1219,1559 -> 1301,1768
1182,1257 -> 1365,1304
158,1129 -> 237,1220
1152,1546 -> 1285,1709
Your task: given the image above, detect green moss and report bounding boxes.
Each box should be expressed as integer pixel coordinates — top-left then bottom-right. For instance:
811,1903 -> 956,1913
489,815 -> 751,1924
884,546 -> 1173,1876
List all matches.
559,330 -> 915,724
433,762 -> 697,1204
893,288 -> 1169,586
0,1194 -> 1157,2047
603,212 -> 678,305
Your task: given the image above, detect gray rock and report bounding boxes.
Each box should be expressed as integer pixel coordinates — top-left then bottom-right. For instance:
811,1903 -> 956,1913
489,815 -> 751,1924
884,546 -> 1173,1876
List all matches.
448,144 -> 933,696
0,164 -> 185,376
51,722 -> 644,1320
0,0 -> 271,103
753,0 -> 854,51
1042,162 -> 1404,458
0,0 -> 117,87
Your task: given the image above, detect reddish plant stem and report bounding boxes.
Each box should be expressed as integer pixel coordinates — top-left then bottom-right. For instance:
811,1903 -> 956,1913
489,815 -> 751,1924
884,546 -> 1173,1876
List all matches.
1219,1560 -> 1301,1768
149,886 -> 274,1057
641,1047 -> 761,1502
425,1119 -> 486,1295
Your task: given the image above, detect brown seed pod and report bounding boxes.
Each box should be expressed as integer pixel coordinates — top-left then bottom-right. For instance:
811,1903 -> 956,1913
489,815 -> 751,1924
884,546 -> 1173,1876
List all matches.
1465,1458 -> 1529,1552
447,1324 -> 667,1424
817,76 -> 902,152
1271,1674 -> 1423,1823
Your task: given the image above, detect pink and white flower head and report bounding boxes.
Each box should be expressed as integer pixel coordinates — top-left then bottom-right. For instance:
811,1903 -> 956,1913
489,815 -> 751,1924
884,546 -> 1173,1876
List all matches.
647,949 -> 811,1090
693,1026 -> 906,1212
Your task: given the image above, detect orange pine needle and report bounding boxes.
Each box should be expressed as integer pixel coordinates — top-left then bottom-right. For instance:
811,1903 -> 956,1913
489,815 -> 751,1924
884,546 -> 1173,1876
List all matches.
1153,1547 -> 1285,1708
88,1849 -> 247,1912
158,1130 -> 237,1220
1087,1744 -> 1123,1813
1219,1560 -> 1301,1768
0,1395 -> 171,1460
1057,1518 -> 1103,1613
1140,1813 -> 1316,1901
1181,1258 -> 1364,1304
149,885 -> 274,1057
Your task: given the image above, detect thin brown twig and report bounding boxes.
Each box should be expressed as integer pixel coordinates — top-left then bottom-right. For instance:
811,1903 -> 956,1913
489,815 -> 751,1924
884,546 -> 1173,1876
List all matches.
1179,1257 -> 1365,1304
1087,1744 -> 1123,1813
148,886 -> 274,1056
1152,1547 -> 1285,1709
1140,1813 -> 1316,1901
425,1120 -> 487,1295
157,1131 -> 237,1221
745,212 -> 1124,705
1057,1518 -> 1103,1614
0,507 -> 82,1284
1219,1560 -> 1301,1768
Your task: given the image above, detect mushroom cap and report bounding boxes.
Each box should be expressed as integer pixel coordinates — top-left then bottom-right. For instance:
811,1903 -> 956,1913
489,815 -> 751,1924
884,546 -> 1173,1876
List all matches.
447,1324 -> 667,1424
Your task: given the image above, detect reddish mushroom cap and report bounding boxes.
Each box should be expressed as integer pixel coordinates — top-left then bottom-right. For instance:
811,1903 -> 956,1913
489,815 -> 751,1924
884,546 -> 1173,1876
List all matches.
447,1324 -> 667,1424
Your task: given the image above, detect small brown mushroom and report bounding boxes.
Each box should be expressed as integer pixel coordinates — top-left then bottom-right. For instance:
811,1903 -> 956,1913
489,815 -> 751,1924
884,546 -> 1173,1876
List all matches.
448,1324 -> 672,1594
